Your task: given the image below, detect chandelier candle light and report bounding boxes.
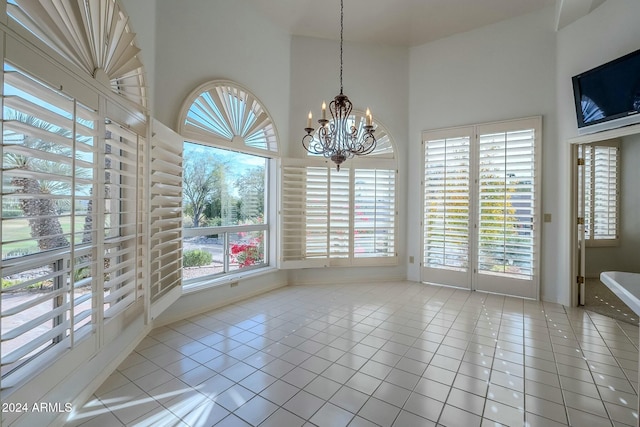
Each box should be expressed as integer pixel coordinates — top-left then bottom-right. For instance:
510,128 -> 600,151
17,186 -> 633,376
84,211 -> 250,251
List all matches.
302,0 -> 377,171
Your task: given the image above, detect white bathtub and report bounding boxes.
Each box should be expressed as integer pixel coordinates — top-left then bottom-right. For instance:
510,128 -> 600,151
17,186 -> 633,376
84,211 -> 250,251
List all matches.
600,271 -> 640,316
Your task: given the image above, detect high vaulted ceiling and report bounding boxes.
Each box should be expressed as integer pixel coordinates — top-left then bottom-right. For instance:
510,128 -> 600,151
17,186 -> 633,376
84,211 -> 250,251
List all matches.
249,0 -> 556,47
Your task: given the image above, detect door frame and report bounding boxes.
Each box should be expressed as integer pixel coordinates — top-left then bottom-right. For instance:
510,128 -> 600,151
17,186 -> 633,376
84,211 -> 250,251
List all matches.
421,117 -> 541,299
567,122 -> 640,307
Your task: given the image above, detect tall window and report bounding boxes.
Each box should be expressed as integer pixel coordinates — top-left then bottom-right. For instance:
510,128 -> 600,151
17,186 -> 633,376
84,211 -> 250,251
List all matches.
280,114 -> 397,267
177,81 -> 277,287
421,117 -> 541,299
1,64 -> 145,379
2,0 -> 150,387
583,143 -> 619,245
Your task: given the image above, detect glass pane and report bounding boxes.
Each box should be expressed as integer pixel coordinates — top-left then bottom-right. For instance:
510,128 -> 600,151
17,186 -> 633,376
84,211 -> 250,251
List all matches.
183,234 -> 225,281
1,262 -> 68,376
3,67 -> 76,256
229,231 -> 265,272
183,142 -> 266,228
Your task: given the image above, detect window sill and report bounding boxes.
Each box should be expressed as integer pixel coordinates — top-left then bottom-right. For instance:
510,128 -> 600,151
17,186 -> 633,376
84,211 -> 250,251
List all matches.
182,266 -> 279,295
585,239 -> 619,248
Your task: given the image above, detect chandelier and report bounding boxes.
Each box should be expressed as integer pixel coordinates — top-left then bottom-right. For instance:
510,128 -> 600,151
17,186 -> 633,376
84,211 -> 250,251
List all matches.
302,0 -> 376,171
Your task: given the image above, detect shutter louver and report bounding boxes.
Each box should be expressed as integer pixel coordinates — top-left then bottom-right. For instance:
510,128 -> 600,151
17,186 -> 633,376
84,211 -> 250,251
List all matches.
281,164 -> 306,262
584,145 -> 618,242
279,162 -> 328,268
182,82 -> 277,153
477,128 -> 535,279
148,120 -> 183,319
305,167 -> 330,259
329,168 -> 350,259
354,169 -> 395,258
423,136 -> 471,271
102,121 -> 144,319
1,64 -> 98,376
280,161 -> 397,267
7,0 -> 147,107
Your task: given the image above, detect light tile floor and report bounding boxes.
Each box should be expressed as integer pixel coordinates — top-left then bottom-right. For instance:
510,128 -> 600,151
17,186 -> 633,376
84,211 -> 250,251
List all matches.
66,281 -> 640,426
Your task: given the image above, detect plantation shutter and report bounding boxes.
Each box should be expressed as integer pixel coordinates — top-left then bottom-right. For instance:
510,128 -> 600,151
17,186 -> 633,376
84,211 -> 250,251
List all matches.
584,143 -> 619,243
329,168 -> 351,261
422,132 -> 471,273
147,120 -> 183,320
102,120 -> 145,318
1,64 -> 99,377
422,118 -> 540,298
477,125 -> 536,279
281,160 -> 399,267
354,169 -> 396,258
279,161 -> 328,268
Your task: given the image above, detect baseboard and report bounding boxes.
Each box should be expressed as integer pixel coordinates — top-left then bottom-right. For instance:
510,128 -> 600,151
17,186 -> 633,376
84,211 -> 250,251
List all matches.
288,275 -> 407,287
152,280 -> 288,328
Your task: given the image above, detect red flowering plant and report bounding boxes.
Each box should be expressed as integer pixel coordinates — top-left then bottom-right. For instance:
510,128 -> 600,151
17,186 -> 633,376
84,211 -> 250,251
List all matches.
230,234 -> 263,268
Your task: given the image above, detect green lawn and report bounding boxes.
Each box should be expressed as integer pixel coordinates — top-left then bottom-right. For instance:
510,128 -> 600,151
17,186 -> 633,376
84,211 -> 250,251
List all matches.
2,216 -> 87,258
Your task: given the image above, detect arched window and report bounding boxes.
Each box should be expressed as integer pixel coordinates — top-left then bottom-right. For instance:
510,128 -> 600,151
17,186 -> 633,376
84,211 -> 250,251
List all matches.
7,0 -> 147,107
1,0 -> 149,386
179,80 -> 278,155
282,113 -> 398,267
177,81 -> 278,286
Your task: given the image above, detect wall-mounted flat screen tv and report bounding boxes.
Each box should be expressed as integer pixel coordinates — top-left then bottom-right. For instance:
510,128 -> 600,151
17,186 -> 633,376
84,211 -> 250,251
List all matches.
572,48 -> 640,135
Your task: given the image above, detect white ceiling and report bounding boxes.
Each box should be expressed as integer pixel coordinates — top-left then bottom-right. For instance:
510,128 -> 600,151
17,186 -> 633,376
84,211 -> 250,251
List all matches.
249,0 -> 557,47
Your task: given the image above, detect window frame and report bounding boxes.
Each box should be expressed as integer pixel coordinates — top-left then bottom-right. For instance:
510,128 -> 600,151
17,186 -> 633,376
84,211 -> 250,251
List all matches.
176,81 -> 278,289
280,114 -> 398,268
181,143 -> 270,288
0,62 -> 146,384
420,117 -> 541,299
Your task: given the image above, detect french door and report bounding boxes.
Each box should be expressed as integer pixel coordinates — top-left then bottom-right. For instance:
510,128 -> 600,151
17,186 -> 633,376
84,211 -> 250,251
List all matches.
421,117 -> 541,299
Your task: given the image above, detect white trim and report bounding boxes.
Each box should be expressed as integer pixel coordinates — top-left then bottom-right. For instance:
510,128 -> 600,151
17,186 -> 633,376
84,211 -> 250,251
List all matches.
421,117 -> 541,300
288,275 -> 407,288
569,122 -> 640,145
153,276 -> 287,328
183,266 -> 279,293
176,79 -> 280,157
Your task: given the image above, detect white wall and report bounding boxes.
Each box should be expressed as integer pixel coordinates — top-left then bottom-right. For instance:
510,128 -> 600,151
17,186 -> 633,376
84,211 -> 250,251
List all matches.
120,0 -> 156,110
288,36 -> 409,159
118,0 -> 640,306
557,0 -> 640,303
287,35 -> 410,285
155,270 -> 288,326
586,134 -> 640,276
124,0 -> 640,306
139,0 -> 294,316
407,6 -> 558,300
153,0 -> 291,139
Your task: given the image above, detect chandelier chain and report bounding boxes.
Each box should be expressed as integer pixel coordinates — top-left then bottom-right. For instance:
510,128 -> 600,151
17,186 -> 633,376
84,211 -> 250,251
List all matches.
340,0 -> 344,94
301,0 -> 377,171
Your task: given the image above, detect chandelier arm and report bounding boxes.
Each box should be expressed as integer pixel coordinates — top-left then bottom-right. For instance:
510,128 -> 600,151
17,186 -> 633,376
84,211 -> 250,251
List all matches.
303,125 -> 332,155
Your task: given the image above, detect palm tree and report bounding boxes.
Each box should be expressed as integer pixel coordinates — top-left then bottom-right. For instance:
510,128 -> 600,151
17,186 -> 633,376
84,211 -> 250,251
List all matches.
4,111 -> 74,251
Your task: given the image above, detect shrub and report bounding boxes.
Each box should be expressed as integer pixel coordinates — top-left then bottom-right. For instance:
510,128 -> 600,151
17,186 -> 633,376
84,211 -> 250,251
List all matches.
2,278 -> 18,289
183,249 -> 213,267
230,235 -> 263,268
